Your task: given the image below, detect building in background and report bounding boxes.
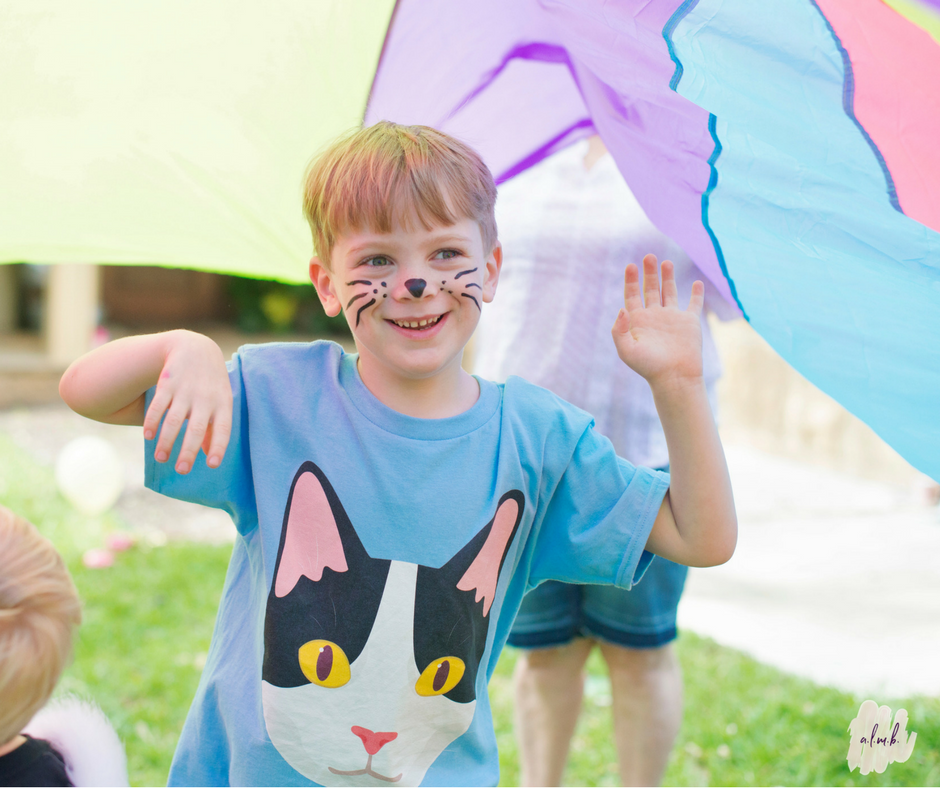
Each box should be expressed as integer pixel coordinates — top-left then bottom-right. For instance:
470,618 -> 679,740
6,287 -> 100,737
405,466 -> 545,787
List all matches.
0,264 -> 346,408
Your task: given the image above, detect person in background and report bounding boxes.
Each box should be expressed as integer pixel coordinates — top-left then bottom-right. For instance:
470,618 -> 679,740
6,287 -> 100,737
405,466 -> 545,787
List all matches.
0,505 -> 82,787
0,505 -> 128,788
474,135 -> 739,786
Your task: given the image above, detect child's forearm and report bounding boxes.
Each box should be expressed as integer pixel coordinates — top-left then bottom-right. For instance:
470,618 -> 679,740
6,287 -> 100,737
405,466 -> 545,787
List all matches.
61,329 -> 232,474
59,330 -> 187,424
647,376 -> 737,567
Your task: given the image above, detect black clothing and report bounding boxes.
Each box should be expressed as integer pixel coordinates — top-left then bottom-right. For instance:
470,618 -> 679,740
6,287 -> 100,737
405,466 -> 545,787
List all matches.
0,735 -> 72,787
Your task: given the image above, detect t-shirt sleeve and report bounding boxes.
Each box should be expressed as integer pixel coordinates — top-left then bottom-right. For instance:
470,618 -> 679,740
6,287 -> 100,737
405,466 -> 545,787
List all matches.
144,352 -> 256,534
526,425 -> 670,591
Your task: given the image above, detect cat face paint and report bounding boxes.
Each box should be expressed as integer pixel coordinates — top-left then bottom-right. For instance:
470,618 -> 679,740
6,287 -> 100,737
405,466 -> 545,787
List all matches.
454,267 -> 482,311
319,218 -> 501,387
261,463 -> 524,786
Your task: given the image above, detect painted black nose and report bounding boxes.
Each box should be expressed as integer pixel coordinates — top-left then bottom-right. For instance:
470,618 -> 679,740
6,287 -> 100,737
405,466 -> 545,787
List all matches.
405,278 -> 427,298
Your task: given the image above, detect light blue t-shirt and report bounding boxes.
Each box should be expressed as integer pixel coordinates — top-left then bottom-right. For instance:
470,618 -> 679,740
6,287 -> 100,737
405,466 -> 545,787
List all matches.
146,340 -> 668,787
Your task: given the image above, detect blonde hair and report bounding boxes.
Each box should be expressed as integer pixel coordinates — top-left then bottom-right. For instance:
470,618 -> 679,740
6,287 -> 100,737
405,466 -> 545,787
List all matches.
303,121 -> 498,265
0,506 -> 81,745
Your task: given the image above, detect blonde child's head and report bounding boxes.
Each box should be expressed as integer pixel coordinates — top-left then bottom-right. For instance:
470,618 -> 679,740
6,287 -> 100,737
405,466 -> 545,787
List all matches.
0,506 -> 82,745
302,121 -> 498,266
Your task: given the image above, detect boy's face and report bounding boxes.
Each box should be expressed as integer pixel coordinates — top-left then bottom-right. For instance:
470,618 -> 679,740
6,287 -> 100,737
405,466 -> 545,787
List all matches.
310,216 -> 501,387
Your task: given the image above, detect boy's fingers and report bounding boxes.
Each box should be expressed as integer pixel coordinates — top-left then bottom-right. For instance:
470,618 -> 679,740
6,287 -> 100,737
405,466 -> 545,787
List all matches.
642,254 -> 661,307
143,387 -> 172,442
611,310 -> 636,359
612,307 -> 630,335
201,425 -> 214,459
154,402 -> 188,464
204,409 -> 232,469
176,409 -> 211,474
661,260 -> 679,307
687,280 -> 705,316
623,263 -> 644,311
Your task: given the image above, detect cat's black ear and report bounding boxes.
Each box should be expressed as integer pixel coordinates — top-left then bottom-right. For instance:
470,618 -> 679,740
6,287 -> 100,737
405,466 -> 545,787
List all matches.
413,491 -> 524,703
451,491 -> 524,615
270,461 -> 372,598
263,462 -> 390,688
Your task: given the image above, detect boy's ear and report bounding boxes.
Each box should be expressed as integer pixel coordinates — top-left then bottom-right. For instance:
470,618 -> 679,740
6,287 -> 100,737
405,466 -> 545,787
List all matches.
309,257 -> 342,317
481,242 -> 502,304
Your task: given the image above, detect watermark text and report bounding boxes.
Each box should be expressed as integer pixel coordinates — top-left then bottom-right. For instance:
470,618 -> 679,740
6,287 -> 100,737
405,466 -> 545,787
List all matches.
847,700 -> 916,775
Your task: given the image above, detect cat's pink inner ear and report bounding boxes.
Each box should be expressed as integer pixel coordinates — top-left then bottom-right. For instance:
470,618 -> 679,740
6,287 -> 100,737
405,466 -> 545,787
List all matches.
456,497 -> 519,617
274,472 -> 348,598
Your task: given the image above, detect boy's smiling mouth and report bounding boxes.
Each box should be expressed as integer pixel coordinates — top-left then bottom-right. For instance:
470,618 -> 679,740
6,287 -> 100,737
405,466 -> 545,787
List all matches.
388,314 -> 445,332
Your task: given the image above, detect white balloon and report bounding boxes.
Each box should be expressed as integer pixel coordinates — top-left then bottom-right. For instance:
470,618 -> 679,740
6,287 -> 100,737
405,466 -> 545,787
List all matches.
55,436 -> 125,516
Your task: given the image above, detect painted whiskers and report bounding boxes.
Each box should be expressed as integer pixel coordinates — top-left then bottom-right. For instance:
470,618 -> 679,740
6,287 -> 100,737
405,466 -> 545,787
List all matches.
344,268 -> 481,327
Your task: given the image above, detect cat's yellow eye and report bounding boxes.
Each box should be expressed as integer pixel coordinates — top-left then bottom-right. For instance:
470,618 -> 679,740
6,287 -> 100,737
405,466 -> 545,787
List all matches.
415,656 -> 466,697
298,640 -> 351,688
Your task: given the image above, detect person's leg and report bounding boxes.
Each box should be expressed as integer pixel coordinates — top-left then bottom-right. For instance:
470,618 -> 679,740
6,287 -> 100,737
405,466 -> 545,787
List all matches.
597,640 -> 682,786
506,581 -> 587,787
581,557 -> 689,786
513,637 -> 595,786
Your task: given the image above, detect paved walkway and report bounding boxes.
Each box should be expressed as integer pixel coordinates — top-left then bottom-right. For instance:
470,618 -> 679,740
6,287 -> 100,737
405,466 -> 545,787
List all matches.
2,406 -> 938,698
680,446 -> 940,699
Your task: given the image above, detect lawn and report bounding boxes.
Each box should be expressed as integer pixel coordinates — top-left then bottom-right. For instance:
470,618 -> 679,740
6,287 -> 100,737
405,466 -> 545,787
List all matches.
2,430 -> 938,786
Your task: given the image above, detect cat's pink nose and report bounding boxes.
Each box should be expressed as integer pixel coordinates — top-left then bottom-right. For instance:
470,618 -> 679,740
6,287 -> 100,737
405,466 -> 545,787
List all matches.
351,726 -> 398,755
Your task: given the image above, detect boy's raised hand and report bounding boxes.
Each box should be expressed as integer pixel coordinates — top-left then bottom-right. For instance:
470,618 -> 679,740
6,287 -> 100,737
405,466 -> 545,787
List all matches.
612,255 -> 737,568
142,332 -> 233,475
611,254 -> 705,391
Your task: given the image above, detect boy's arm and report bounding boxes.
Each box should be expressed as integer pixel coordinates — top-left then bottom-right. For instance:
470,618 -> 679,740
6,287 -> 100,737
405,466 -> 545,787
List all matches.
612,255 -> 737,567
58,329 -> 233,475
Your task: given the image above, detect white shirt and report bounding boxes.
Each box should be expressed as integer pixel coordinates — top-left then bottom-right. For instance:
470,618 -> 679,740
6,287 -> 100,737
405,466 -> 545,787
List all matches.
474,140 -> 736,467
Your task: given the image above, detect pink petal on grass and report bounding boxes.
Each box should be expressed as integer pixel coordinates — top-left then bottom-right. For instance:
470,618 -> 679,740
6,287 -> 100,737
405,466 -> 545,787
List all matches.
106,532 -> 135,552
82,548 -> 114,569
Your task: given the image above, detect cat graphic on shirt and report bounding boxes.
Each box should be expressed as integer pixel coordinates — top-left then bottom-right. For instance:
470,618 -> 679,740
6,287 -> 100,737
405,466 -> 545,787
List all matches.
261,462 -> 523,786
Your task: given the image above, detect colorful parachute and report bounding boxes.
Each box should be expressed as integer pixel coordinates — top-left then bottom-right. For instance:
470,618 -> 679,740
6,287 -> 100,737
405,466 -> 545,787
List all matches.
1,0 -> 939,479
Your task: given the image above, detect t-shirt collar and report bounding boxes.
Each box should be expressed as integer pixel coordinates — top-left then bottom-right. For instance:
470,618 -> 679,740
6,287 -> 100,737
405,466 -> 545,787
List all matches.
339,352 -> 500,439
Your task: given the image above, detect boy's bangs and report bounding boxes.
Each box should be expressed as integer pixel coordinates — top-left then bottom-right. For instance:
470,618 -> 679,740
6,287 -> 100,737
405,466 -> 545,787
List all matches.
305,123 -> 497,263
327,148 -> 477,244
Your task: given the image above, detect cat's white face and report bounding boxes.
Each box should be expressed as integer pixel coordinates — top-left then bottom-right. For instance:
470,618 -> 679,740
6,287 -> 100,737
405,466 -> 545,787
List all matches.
260,463 -> 523,786
263,562 -> 475,786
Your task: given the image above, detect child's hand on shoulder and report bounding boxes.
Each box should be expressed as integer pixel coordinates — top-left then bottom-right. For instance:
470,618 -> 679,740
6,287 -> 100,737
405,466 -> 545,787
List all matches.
611,254 -> 704,393
143,330 -> 233,474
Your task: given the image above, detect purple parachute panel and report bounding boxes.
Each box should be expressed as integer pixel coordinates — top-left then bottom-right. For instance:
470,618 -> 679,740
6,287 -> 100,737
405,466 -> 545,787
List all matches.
365,0 -> 740,311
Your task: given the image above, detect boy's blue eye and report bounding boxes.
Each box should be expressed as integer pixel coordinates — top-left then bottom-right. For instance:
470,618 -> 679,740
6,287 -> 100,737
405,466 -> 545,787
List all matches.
364,256 -> 391,267
435,249 -> 461,260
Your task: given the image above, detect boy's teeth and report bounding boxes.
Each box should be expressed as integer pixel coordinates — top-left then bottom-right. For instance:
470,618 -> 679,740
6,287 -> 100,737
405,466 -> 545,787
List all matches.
395,316 -> 439,328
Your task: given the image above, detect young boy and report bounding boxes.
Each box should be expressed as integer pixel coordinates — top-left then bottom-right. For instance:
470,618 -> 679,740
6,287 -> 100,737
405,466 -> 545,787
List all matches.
0,506 -> 82,787
59,122 -> 736,787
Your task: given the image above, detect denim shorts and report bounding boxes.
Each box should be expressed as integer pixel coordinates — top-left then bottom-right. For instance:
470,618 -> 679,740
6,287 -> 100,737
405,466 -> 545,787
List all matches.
508,556 -> 688,650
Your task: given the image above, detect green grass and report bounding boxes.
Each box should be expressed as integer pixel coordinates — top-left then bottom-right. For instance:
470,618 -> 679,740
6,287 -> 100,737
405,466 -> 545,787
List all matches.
493,638 -> 940,787
0,431 -> 117,562
0,431 -> 231,786
3,429 -> 939,786
60,544 -> 231,786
